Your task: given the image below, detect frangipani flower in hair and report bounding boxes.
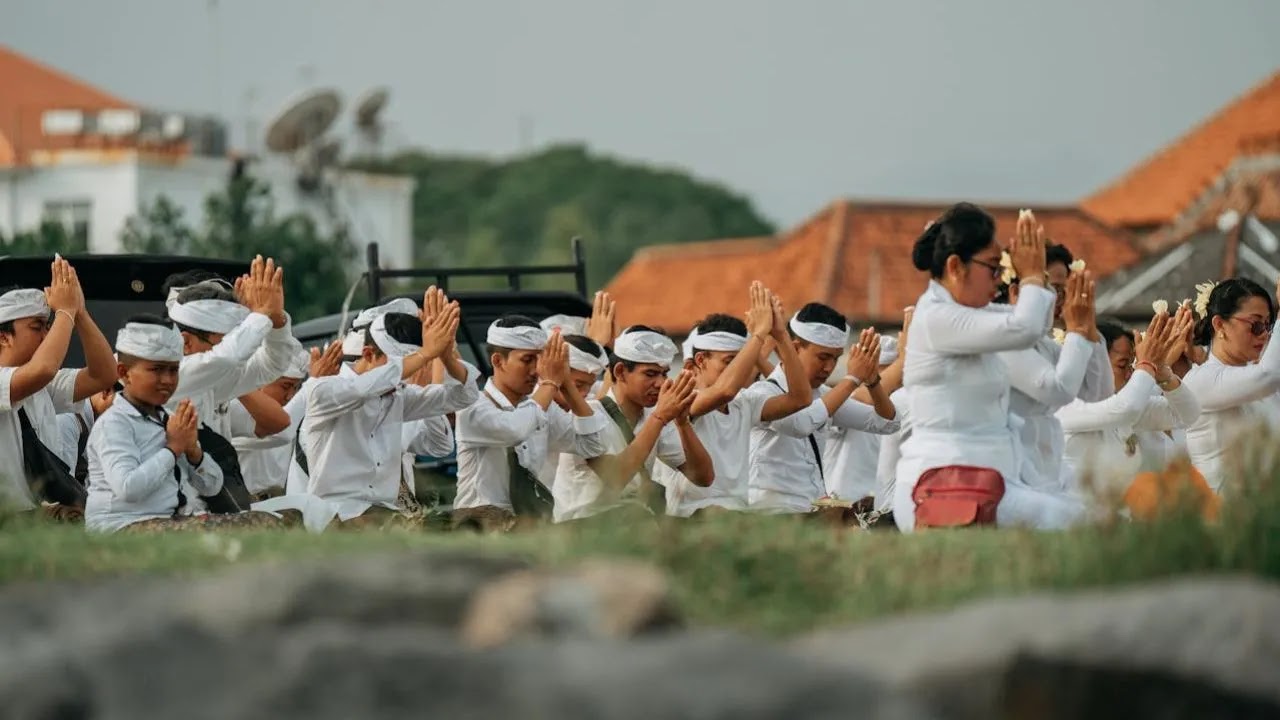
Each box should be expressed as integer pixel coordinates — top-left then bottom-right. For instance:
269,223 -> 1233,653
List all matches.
999,252 -> 1017,285
1194,281 -> 1217,319
1052,328 -> 1067,345
1151,299 -> 1169,315
1069,259 -> 1086,273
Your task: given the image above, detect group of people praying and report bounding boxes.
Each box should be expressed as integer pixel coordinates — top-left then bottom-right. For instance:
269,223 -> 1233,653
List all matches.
0,201 -> 1274,533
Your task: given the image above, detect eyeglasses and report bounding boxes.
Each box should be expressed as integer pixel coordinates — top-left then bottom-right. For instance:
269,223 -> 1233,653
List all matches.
1229,317 -> 1274,337
970,258 -> 1003,280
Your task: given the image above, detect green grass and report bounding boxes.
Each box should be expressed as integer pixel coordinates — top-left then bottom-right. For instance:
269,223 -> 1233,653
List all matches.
3,459 -> 1278,637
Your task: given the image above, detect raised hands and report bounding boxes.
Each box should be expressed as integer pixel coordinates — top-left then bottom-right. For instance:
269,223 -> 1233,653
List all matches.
1162,304 -> 1196,368
45,255 -> 81,318
1135,312 -> 1176,371
1062,271 -> 1096,335
769,293 -> 789,341
846,327 -> 882,384
1010,209 -> 1047,283
652,370 -> 697,425
309,340 -> 344,378
585,291 -> 618,347
537,330 -> 571,388
420,301 -> 461,360
237,256 -> 286,327
165,399 -> 200,459
745,281 -> 773,340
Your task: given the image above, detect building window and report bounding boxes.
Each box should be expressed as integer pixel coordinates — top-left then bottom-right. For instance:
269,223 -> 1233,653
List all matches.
42,200 -> 92,248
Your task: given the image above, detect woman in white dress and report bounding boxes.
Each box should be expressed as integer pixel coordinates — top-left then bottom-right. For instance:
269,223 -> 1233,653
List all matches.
895,204 -> 1056,532
1182,277 -> 1280,494
1057,309 -> 1200,500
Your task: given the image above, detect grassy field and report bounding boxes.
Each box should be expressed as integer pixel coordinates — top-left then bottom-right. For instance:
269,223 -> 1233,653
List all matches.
2,466 -> 1277,636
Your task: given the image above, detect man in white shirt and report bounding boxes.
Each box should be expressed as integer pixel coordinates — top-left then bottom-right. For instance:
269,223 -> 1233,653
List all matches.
454,318 -> 607,531
552,327 -> 715,522
535,334 -> 611,491
342,298 -> 420,363
166,256 -> 303,513
228,349 -> 310,499
747,302 -> 899,515
0,257 -> 117,518
824,334 -> 903,517
665,283 -> 814,517
299,300 -> 480,527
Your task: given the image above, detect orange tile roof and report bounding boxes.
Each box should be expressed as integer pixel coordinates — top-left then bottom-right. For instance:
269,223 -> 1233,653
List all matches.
0,45 -> 138,166
1082,69 -> 1280,228
1140,160 -> 1280,253
605,200 -> 1141,336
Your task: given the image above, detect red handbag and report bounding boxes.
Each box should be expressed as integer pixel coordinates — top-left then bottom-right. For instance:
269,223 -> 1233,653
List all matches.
912,465 -> 1005,529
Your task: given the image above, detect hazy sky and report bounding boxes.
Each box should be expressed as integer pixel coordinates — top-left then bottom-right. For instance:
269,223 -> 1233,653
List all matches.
5,0 -> 1278,227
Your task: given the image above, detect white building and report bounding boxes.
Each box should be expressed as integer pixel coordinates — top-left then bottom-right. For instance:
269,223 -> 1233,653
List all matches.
0,45 -> 416,269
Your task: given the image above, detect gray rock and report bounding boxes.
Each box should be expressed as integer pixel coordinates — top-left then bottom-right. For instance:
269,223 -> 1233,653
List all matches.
794,576 -> 1280,719
0,625 -> 938,720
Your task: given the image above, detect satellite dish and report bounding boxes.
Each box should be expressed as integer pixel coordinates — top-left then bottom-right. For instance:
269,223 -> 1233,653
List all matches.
355,87 -> 390,132
264,89 -> 342,154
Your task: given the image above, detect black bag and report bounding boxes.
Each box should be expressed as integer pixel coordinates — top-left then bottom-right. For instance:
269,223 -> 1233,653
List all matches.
17,407 -> 87,508
507,446 -> 554,519
196,424 -> 254,513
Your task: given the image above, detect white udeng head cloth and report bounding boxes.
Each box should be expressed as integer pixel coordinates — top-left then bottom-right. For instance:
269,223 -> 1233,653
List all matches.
341,330 -> 366,357
0,289 -> 49,324
115,322 -> 184,362
166,278 -> 234,311
283,349 -> 310,379
169,299 -> 250,335
568,343 -> 609,375
369,314 -> 420,358
690,330 -> 747,353
353,298 -> 418,330
540,314 -> 587,335
486,321 -> 548,351
789,314 -> 848,349
879,336 -> 899,366
614,329 -> 677,366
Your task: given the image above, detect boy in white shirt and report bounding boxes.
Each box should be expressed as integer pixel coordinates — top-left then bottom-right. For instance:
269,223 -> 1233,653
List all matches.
56,386 -> 117,486
534,334 -> 611,492
665,283 -> 813,517
552,326 -> 715,522
227,349 -> 310,500
747,302 -> 899,514
454,318 -> 607,531
0,257 -> 117,518
86,317 -> 279,532
299,299 -> 479,528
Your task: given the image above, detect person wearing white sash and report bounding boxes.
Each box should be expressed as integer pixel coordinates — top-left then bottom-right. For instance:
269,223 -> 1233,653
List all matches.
665,283 -> 813,517
551,327 -> 714,522
895,204 -> 1060,532
1057,311 -> 1199,500
0,257 -> 117,517
747,303 -> 898,515
1182,277 -> 1280,494
454,317 -> 607,530
297,298 -> 479,526
824,332 -> 905,516
534,334 -> 612,491
86,318 -> 282,532
227,349 -> 310,499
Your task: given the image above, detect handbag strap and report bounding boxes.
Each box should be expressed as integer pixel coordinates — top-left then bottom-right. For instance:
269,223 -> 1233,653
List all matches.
483,390 -> 554,517
16,406 -> 86,507
766,379 -> 824,480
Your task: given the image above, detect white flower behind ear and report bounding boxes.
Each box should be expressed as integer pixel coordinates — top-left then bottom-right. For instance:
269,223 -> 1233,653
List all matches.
1152,299 -> 1169,315
1000,251 -> 1017,284
1052,328 -> 1067,345
1069,259 -> 1086,273
1194,281 -> 1216,319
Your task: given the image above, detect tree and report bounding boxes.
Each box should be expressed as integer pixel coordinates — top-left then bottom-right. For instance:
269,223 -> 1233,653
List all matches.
0,222 -> 87,256
348,143 -> 775,290
121,174 -> 356,322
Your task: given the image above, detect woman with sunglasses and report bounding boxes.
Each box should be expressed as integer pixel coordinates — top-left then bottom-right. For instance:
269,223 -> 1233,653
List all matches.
894,203 -> 1056,532
1182,277 -> 1280,494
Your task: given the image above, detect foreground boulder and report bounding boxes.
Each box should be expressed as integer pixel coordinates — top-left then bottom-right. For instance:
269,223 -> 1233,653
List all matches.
794,576 -> 1280,719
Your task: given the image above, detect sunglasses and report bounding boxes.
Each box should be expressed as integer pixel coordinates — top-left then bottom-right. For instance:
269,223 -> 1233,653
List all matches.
1229,316 -> 1274,337
970,258 -> 1003,280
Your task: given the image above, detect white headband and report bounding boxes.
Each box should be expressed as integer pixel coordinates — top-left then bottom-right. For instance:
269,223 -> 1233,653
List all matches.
879,336 -> 899,366
341,329 -> 366,357
614,329 -> 677,366
690,330 -> 747,353
169,299 -> 250,335
369,314 -> 420,358
353,298 -> 418,330
116,322 -> 183,362
789,315 -> 848,349
568,343 -> 609,375
166,278 -> 234,311
540,314 -> 587,335
486,321 -> 548,350
0,289 -> 49,324
681,330 -> 698,361
283,349 -> 310,379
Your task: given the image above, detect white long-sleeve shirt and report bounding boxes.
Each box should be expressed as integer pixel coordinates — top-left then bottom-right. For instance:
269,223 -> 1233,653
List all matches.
454,380 -> 608,511
0,367 -> 80,510
1182,334 -> 1280,493
552,391 -> 685,522
228,389 -> 307,495
1001,332 -> 1094,491
895,280 -> 1055,532
747,366 -> 899,514
401,416 -> 454,495
300,359 -> 479,520
874,387 -> 912,513
1057,372 -> 1200,495
85,399 -> 224,532
665,389 -> 769,517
